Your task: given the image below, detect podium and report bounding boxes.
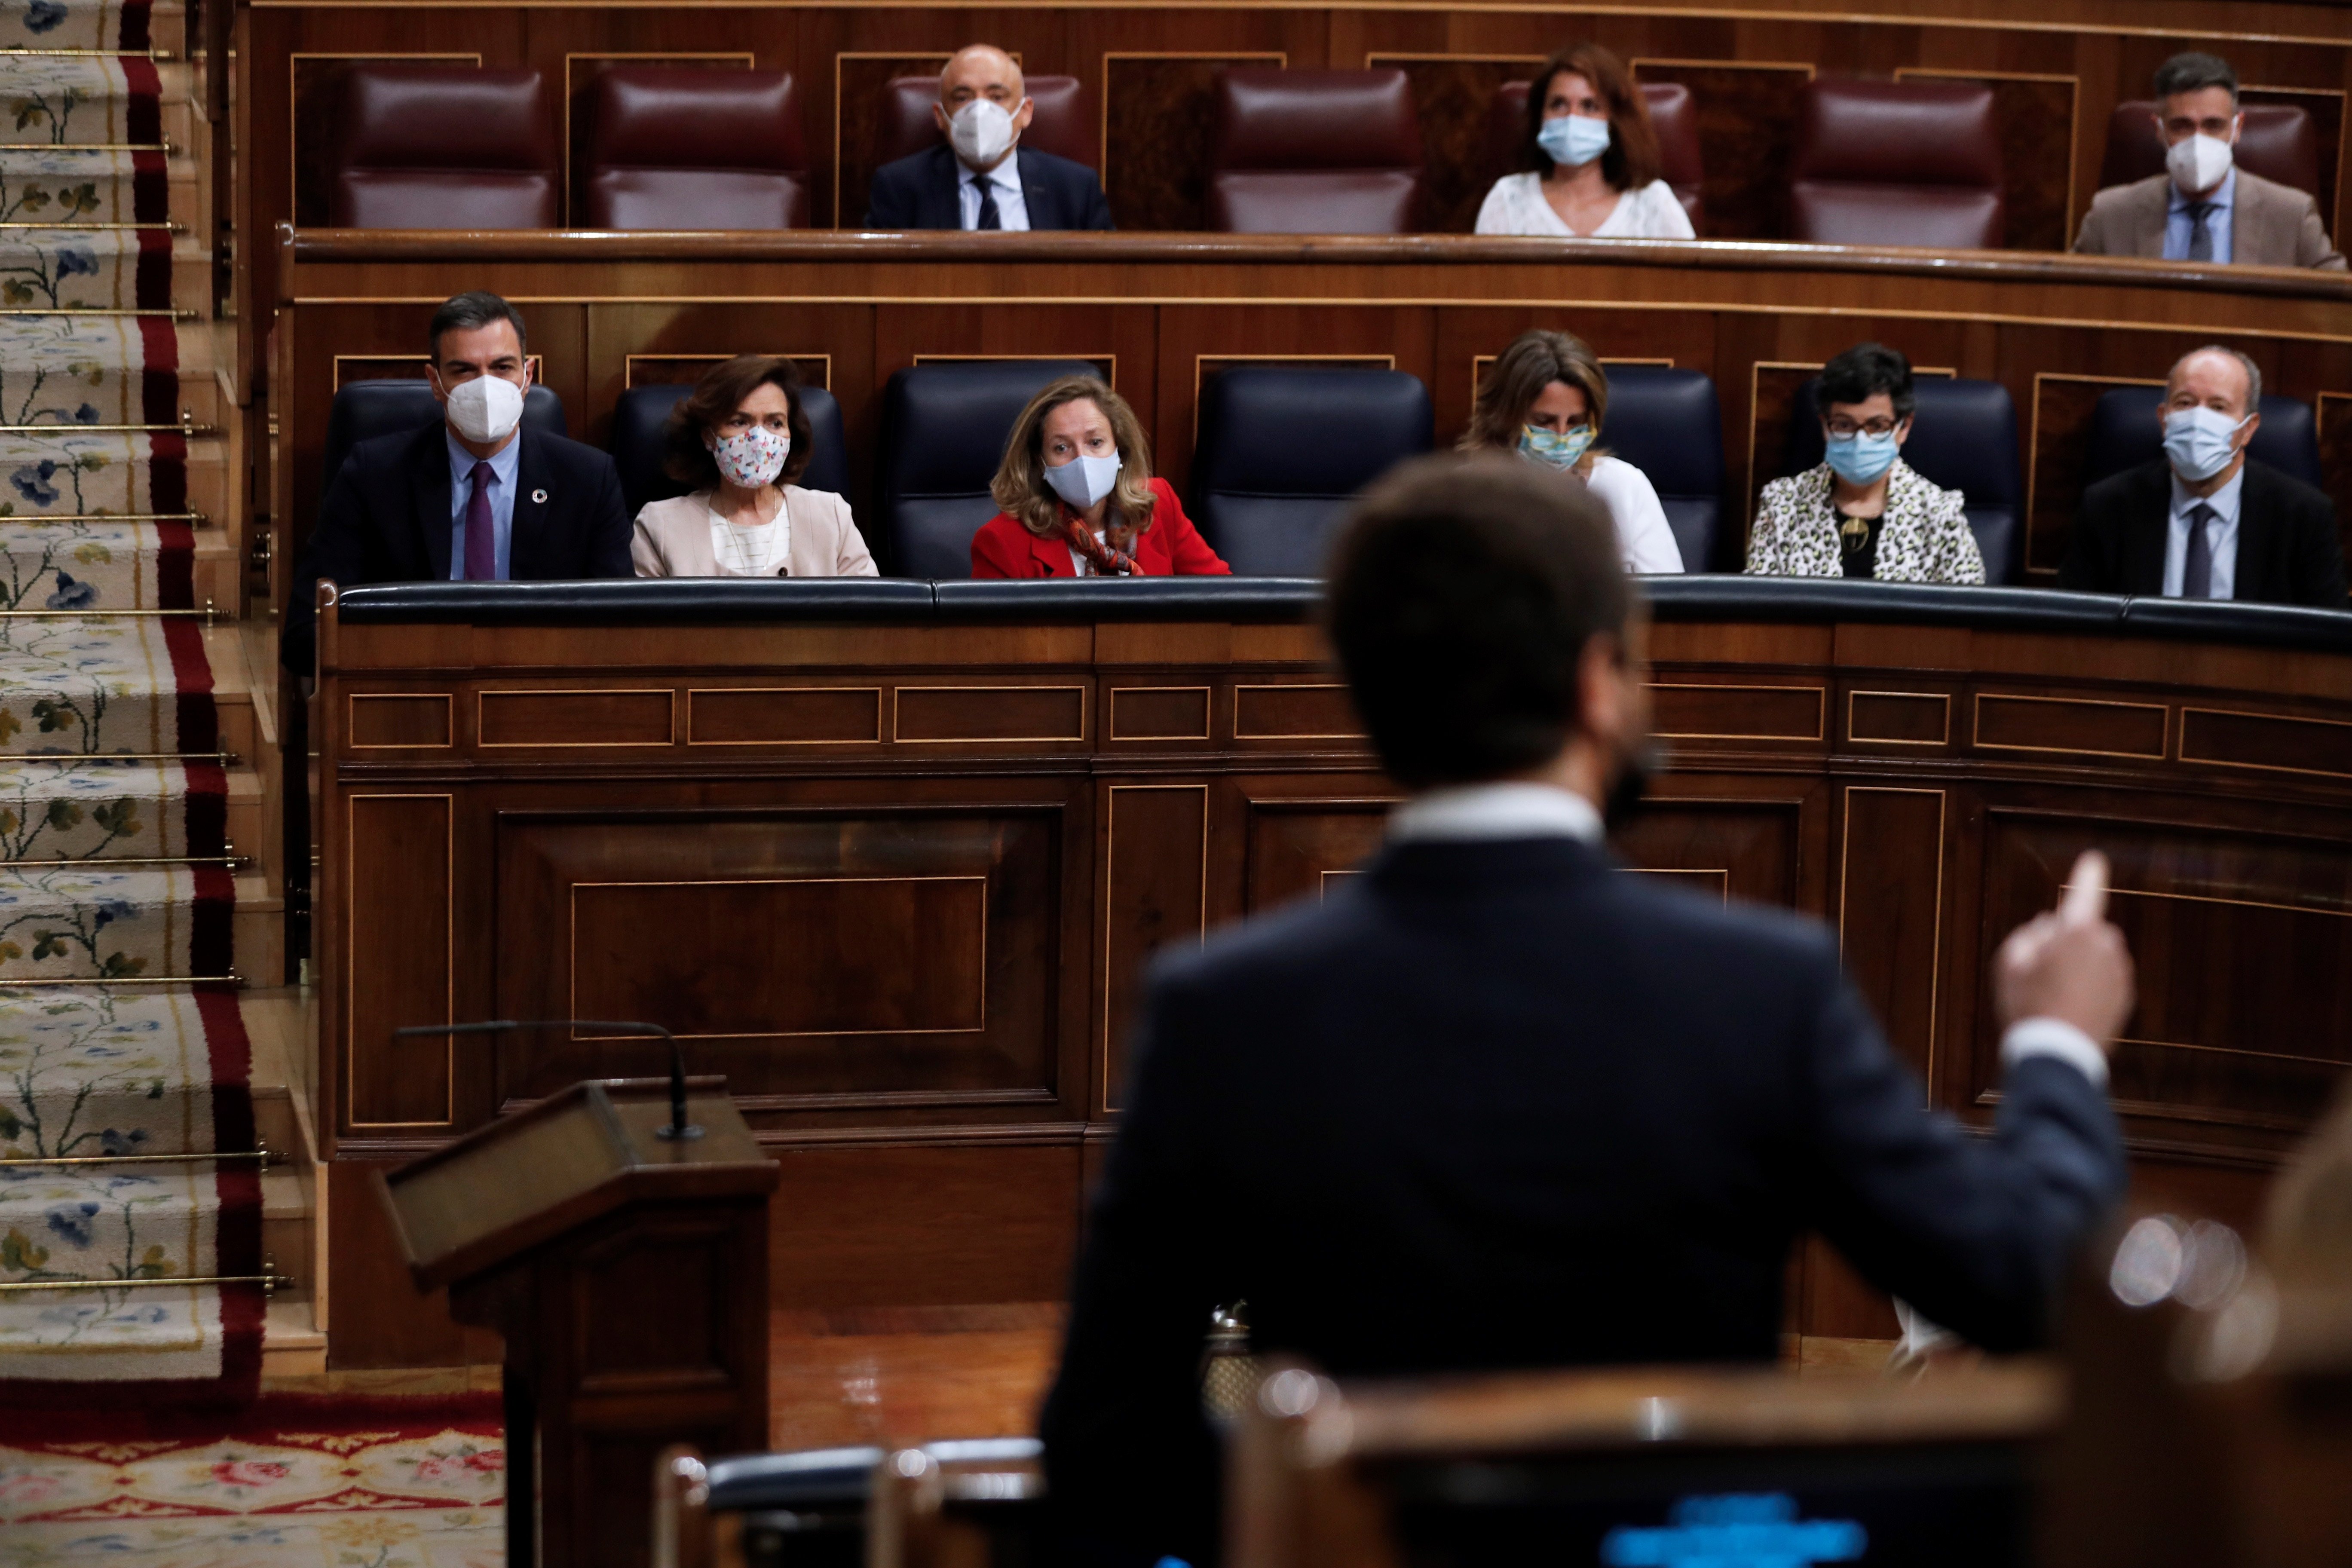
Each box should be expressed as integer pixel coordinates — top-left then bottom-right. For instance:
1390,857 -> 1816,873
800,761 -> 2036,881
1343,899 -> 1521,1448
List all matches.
378,1077 -> 779,1568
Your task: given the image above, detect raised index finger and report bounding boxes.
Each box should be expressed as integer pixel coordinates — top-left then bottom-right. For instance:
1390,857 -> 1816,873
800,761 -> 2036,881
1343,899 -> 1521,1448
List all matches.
2060,850 -> 2109,928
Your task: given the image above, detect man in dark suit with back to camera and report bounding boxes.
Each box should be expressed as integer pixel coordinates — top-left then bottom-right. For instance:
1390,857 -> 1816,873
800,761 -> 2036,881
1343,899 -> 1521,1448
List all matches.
284,291 -> 632,672
1040,456 -> 2135,1566
864,45 -> 1114,232
2058,344 -> 2347,607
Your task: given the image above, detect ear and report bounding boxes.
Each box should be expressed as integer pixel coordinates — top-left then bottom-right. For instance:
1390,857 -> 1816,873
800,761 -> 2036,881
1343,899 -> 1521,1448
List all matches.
2228,110 -> 2243,144
933,102 -> 952,137
1013,96 -> 1034,134
1894,414 -> 1914,446
517,358 -> 533,392
426,364 -> 452,407
2240,409 -> 2262,445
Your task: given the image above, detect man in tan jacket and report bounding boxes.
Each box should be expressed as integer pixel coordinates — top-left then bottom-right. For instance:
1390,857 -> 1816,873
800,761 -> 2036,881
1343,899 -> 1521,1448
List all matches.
2073,52 -> 2346,271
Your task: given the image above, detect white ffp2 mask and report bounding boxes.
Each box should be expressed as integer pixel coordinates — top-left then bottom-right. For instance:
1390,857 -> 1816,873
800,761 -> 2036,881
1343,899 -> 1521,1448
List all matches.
2166,131 -> 2234,195
443,375 -> 524,445
949,98 -> 1020,168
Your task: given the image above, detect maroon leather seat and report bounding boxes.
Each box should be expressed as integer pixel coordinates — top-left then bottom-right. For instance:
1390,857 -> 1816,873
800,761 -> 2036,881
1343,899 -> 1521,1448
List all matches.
1207,68 -> 1422,233
2096,100 -> 2321,201
330,67 -> 557,229
1487,80 -> 1704,232
1788,79 -> 2003,249
874,74 -> 1096,168
585,68 -> 809,230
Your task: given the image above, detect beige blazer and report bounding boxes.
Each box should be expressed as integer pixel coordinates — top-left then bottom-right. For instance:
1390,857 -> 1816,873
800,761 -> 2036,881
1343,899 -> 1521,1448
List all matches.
2072,169 -> 2347,271
631,487 -> 878,578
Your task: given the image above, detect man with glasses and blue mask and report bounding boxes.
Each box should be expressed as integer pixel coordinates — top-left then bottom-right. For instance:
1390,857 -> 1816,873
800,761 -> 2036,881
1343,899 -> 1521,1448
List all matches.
1744,342 -> 1985,584
2059,346 -> 2346,607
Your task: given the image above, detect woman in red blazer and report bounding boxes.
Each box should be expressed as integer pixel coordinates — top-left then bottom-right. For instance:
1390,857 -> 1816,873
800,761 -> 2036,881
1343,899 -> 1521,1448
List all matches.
971,377 -> 1232,579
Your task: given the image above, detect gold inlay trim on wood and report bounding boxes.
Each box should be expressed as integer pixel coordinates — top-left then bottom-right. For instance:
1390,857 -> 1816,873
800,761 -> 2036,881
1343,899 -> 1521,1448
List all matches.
1100,781 -> 1210,1115
347,691 -> 453,749
1972,692 -> 2168,760
1838,785 -> 1946,1098
1649,682 -> 1828,743
1846,689 -> 1951,747
2179,705 -> 2352,778
891,684 -> 1089,744
345,791 -> 454,1130
1108,685 -> 1213,742
684,686 -> 883,746
1233,683 -> 1360,741
476,688 -> 678,748
624,352 -> 832,390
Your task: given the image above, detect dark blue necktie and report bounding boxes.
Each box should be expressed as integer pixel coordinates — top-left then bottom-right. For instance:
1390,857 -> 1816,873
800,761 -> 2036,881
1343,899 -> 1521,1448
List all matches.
975,177 -> 1001,231
2185,202 -> 2214,263
2183,502 -> 2215,599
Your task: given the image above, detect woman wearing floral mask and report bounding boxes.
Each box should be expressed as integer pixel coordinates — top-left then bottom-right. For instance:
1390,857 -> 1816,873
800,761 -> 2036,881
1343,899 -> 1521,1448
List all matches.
971,376 -> 1230,579
1474,44 -> 1694,240
630,354 -> 877,578
1459,330 -> 1682,574
1746,342 -> 1985,585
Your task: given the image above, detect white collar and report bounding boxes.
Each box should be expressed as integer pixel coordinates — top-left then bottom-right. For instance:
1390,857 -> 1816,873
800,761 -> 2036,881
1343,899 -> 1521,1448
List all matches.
1387,782 -> 1603,843
2170,461 -> 2247,526
959,153 -> 1023,192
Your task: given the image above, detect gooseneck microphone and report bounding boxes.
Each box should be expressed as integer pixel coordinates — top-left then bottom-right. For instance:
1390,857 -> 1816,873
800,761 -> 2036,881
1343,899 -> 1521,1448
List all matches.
390,1018 -> 702,1140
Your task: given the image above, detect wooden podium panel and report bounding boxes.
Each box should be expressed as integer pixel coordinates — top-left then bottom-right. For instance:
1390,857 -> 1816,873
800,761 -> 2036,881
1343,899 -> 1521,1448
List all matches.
318,579 -> 2352,1366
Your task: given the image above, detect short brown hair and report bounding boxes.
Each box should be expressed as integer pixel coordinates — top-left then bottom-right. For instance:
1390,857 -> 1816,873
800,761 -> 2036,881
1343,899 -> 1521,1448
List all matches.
1522,44 -> 1663,193
990,376 -> 1158,539
1328,454 -> 1632,790
662,354 -> 815,490
1460,329 -> 1612,471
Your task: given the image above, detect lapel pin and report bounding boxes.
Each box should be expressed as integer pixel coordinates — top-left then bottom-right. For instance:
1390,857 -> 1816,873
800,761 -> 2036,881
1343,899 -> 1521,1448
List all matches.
530,488 -> 548,505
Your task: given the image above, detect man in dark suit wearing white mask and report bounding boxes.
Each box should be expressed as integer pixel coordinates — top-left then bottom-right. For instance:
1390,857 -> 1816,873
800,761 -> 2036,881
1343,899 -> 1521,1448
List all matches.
284,291 -> 632,671
2059,345 -> 2347,608
865,45 -> 1115,232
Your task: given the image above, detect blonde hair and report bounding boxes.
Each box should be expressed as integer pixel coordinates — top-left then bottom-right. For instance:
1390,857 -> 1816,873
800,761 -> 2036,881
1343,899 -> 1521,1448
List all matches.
1459,330 -> 1612,476
991,376 -> 1159,539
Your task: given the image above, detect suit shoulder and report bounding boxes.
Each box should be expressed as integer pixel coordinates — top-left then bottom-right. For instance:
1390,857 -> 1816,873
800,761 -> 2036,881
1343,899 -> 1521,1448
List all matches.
535,429 -> 621,475
2244,459 -> 2335,514
2081,460 -> 2166,510
2236,168 -> 2321,216
2087,174 -> 2168,214
874,144 -> 949,184
1019,147 -> 1101,186
346,422 -> 440,474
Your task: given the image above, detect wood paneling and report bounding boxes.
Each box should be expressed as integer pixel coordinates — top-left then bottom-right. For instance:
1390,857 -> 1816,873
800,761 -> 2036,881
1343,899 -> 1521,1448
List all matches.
1378,55 -> 1543,236
1976,692 -> 2168,760
1840,788 -> 1948,1088
1103,52 -> 1285,231
895,684 -> 1087,743
1232,683 -> 1359,741
1653,682 -> 1825,743
2180,705 -> 2352,778
2027,374 -> 2163,578
687,686 -> 882,746
1244,798 -> 1389,912
345,793 -> 453,1127
1100,783 -> 1207,1110
1109,684 -> 1211,741
1849,689 -> 1951,748
478,688 -> 675,747
1895,70 -> 2079,253
1629,61 -> 1813,242
348,692 -> 451,748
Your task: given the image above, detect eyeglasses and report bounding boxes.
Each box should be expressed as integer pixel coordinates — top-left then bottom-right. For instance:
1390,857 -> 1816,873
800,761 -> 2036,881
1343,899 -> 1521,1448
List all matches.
1825,418 -> 1900,439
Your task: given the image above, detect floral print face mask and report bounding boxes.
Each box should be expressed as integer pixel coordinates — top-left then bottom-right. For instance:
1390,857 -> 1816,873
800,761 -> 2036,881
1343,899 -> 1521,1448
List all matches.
711,424 -> 790,489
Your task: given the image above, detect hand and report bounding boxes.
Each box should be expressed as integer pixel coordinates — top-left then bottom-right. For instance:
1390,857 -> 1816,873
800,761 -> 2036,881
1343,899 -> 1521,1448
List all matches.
1994,851 -> 2136,1050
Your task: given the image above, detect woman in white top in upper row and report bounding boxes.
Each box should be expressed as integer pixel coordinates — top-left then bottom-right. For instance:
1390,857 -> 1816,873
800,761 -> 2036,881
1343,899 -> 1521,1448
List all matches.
1458,328 -> 1684,574
1473,43 -> 1696,242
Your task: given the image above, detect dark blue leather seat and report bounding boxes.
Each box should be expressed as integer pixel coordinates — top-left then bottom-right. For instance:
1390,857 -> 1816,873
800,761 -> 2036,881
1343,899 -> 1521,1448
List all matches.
2082,386 -> 2322,490
1782,376 -> 2024,584
606,380 -> 848,518
1189,367 -> 1432,576
878,360 -> 1102,579
1598,366 -> 1724,572
321,378 -> 567,508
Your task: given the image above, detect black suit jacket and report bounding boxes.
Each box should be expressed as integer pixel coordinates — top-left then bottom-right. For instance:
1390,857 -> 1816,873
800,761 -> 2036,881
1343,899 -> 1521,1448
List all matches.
1039,837 -> 2126,1565
285,420 -> 632,671
2056,457 -> 2348,608
864,143 -> 1114,231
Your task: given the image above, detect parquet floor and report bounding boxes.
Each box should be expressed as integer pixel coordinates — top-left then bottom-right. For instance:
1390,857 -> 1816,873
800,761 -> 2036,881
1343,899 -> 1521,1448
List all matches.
767,1302 -> 1068,1450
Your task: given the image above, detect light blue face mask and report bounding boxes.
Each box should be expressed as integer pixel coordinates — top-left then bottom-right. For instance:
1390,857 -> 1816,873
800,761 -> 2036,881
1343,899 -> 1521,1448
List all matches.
1823,429 -> 1900,486
2162,404 -> 2250,483
1537,114 -> 1612,171
1519,424 -> 1595,471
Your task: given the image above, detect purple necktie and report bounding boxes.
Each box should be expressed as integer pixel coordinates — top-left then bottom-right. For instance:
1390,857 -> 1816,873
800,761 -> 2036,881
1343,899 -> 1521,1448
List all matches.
464,460 -> 497,581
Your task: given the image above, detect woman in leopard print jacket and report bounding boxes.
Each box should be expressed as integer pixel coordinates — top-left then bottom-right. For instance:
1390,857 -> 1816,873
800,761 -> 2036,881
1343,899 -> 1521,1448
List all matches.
1743,343 -> 1986,586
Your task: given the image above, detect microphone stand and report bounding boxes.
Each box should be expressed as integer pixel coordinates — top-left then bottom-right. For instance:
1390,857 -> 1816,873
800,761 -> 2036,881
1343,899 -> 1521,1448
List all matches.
391,1018 -> 703,1140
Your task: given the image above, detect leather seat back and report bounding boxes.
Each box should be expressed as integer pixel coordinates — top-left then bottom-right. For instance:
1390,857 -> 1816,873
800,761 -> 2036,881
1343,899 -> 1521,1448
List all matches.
1598,366 -> 1724,570
1781,375 -> 2024,582
1208,68 -> 1422,234
608,381 -> 849,520
879,360 -> 1105,578
874,74 -> 1096,169
2097,101 -> 2322,203
586,68 -> 809,230
319,378 -> 568,505
1190,367 -> 1433,576
2083,386 -> 2323,490
1788,79 -> 2004,249
1487,80 -> 1705,232
331,67 -> 557,229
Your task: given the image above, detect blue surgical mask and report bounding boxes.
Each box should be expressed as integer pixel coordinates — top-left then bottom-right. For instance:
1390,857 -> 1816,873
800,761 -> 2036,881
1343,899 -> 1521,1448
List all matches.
1536,114 -> 1612,171
2162,404 -> 2250,483
1519,424 -> 1595,471
1823,429 -> 1900,486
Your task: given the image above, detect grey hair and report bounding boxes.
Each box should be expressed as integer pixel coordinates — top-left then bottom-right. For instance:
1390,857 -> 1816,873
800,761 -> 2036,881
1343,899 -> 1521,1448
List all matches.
427,291 -> 527,363
2153,52 -> 2239,107
2170,345 -> 2262,412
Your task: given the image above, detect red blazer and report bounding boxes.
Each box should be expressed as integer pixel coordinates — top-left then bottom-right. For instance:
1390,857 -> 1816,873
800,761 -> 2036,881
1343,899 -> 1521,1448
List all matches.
969,478 -> 1232,579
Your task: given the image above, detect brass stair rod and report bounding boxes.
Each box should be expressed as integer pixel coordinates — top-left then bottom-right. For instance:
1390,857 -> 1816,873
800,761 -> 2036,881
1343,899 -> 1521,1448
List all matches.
0,974 -> 244,988
0,222 -> 183,232
15,752 -> 241,763
17,512 -> 206,524
0,1267 -> 291,1296
3,853 -> 251,869
2,1140 -> 275,1170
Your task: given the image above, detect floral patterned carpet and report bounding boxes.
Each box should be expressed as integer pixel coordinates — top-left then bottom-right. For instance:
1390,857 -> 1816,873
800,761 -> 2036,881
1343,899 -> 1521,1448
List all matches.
0,0 -> 262,1403
0,1393 -> 504,1566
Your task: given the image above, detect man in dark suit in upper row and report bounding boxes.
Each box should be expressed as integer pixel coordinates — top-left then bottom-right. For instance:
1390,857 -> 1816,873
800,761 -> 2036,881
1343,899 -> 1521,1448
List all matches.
2059,344 -> 2348,608
864,45 -> 1115,233
285,292 -> 632,672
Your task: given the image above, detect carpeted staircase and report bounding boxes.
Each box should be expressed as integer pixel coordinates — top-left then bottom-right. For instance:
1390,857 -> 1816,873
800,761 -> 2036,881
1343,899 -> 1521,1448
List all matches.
0,0 -> 296,1403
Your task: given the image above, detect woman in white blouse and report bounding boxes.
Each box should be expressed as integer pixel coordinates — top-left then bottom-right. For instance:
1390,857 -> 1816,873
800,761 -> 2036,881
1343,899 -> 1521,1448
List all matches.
1458,328 -> 1684,575
1474,43 -> 1696,241
631,354 -> 877,579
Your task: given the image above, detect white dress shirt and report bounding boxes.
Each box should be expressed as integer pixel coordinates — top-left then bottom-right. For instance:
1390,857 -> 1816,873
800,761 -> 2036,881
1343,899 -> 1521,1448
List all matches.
1473,174 -> 1695,239
445,427 -> 518,581
958,154 -> 1030,232
1583,455 -> 1685,575
1386,780 -> 2107,1087
2164,463 -> 2245,600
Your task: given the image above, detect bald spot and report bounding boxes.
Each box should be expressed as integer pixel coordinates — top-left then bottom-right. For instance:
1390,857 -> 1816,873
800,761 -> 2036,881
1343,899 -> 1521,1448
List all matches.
940,45 -> 1025,108
2168,349 -> 2253,420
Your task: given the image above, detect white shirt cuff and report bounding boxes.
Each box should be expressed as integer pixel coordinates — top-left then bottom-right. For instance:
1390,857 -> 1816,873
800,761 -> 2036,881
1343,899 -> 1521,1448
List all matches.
2000,1017 -> 2108,1089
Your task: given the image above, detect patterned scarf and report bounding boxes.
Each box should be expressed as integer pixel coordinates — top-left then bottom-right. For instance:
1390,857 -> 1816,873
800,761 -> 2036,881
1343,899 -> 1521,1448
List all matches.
1061,508 -> 1140,576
